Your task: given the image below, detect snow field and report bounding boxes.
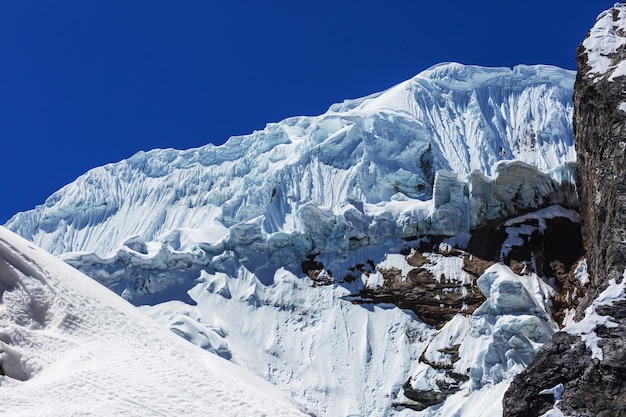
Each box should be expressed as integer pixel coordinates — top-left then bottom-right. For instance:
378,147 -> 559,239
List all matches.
2,61 -> 582,416
0,227 -> 310,417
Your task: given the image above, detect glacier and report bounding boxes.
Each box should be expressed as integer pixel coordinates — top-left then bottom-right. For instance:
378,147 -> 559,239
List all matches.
4,62 -> 580,416
6,63 -> 575,257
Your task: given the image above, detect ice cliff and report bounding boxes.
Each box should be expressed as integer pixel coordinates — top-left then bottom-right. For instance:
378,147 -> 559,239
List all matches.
4,63 -> 582,417
6,63 -> 575,257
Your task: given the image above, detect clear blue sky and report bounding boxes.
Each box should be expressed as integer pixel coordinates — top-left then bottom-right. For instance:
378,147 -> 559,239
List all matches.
0,0 -> 613,223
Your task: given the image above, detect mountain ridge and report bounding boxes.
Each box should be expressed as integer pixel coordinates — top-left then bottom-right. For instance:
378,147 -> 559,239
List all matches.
6,62 -> 575,258
3,62 -> 584,416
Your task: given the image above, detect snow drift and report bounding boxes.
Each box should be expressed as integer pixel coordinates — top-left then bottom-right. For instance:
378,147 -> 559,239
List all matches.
0,226 -> 310,417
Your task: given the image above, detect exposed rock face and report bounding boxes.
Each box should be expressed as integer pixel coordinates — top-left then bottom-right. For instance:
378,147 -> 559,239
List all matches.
504,5 -> 626,416
574,4 -> 626,298
504,301 -> 626,417
352,245 -> 487,328
344,207 -> 583,412
349,210 -> 582,330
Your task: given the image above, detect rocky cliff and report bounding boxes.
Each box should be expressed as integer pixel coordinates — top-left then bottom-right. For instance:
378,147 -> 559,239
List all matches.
503,5 -> 626,416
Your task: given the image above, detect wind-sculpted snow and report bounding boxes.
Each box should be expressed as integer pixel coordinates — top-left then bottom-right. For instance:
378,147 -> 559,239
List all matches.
6,63 -> 574,257
0,227 -> 311,417
3,62 -> 580,417
59,160 -> 577,304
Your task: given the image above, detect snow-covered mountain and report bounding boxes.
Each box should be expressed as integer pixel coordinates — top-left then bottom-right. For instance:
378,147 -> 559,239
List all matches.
6,63 -> 575,257
4,62 -> 582,416
0,226 -> 310,417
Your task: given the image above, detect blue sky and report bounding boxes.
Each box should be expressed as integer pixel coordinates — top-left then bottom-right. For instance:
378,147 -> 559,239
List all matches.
0,1 -> 613,223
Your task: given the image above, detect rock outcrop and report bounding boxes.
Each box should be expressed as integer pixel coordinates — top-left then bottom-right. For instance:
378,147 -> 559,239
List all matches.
503,4 -> 626,416
574,4 -> 626,299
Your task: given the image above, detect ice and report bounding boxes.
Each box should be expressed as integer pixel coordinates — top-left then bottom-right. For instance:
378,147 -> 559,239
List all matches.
57,160 -> 577,303
6,63 -> 575,257
2,62 -> 579,416
393,262 -> 560,417
462,264 -> 557,389
430,161 -> 577,236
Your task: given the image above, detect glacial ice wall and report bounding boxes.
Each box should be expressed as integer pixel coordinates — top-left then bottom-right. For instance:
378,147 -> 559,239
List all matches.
6,63 -> 575,257
59,159 -> 577,306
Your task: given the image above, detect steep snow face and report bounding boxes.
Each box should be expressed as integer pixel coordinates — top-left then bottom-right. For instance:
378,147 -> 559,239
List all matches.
6,63 -> 575,256
129,245 -> 559,417
2,62 -> 579,417
143,268 -> 432,417
0,226 -> 310,417
581,4 -> 626,82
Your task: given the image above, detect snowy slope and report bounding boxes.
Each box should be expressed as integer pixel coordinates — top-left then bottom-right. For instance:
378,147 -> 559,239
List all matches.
0,226 -> 310,417
582,5 -> 626,82
3,63 -> 579,417
6,63 -> 575,257
128,224 -> 562,417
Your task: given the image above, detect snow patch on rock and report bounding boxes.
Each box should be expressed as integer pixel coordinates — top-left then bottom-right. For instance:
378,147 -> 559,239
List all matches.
582,4 -> 626,82
563,271 -> 626,360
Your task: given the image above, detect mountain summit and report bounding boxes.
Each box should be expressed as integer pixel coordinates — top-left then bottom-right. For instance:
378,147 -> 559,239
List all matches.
6,63 -> 574,257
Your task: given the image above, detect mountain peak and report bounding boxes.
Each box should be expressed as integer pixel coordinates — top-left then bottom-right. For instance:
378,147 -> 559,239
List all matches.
6,63 -> 575,257
580,2 -> 626,83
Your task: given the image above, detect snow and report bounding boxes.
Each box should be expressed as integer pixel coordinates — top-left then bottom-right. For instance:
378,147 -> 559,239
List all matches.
583,4 -> 626,82
422,252 -> 471,285
502,205 -> 580,230
563,271 -> 626,360
389,262 -> 558,417
6,63 -> 575,258
463,265 -> 557,388
1,62 -> 580,416
540,407 -> 566,417
0,226 -> 310,417
573,258 -> 590,286
500,206 -> 580,259
54,230 -> 569,417
415,379 -> 511,417
539,383 -> 565,402
142,264 -> 432,417
537,383 -> 566,417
